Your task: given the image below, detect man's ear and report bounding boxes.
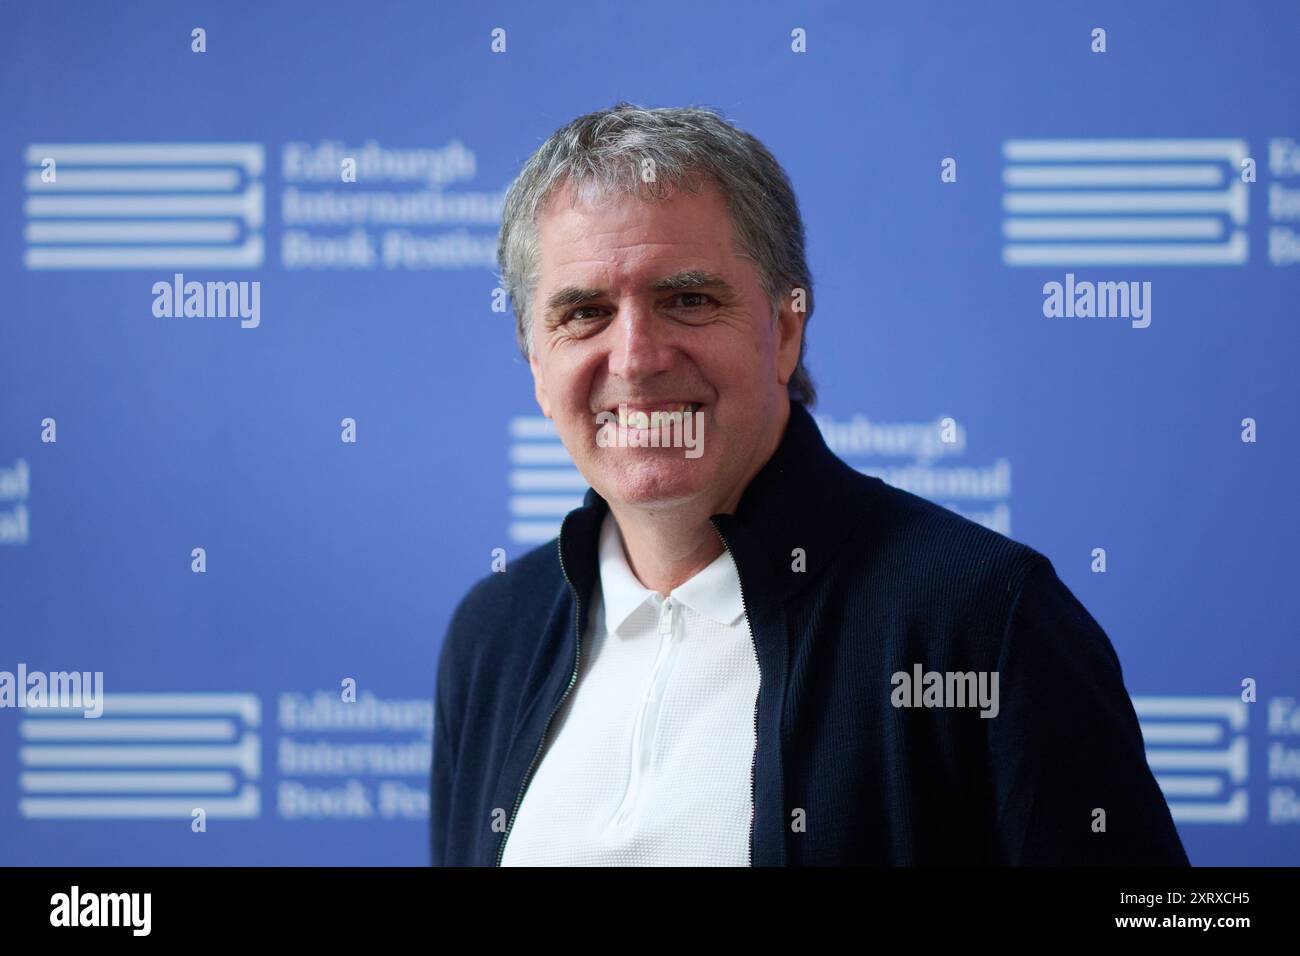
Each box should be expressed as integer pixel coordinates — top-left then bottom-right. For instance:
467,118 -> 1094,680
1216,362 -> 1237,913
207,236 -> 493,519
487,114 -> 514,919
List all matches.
528,348 -> 553,419
774,292 -> 806,387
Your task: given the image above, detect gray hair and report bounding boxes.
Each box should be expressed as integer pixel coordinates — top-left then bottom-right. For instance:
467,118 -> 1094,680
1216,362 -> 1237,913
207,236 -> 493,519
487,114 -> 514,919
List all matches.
497,102 -> 817,407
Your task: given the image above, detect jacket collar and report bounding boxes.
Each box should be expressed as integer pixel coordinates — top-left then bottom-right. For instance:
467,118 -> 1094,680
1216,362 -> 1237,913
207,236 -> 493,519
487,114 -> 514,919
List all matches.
558,401 -> 862,614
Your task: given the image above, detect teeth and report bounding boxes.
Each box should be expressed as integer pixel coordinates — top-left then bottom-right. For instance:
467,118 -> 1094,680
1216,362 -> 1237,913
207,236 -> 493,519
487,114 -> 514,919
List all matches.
615,404 -> 698,428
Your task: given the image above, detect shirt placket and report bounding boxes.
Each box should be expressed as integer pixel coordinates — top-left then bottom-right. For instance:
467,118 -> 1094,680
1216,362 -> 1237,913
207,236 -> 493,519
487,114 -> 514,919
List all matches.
608,595 -> 679,831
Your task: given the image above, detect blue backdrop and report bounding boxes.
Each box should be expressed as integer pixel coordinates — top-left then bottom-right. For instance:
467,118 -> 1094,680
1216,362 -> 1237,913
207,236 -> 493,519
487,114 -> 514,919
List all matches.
1,0 -> 1297,865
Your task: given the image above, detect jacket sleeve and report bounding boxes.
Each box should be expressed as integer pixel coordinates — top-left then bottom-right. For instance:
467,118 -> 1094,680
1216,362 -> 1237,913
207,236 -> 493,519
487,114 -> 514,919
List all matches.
430,684 -> 453,865
988,557 -> 1190,865
430,595 -> 466,867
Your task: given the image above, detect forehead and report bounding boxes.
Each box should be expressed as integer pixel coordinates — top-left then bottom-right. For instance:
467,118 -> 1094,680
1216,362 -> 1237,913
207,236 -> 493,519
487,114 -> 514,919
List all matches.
535,176 -> 742,281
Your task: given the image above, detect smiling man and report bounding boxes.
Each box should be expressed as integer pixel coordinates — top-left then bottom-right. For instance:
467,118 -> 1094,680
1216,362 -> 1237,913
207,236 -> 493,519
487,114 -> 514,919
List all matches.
430,103 -> 1189,867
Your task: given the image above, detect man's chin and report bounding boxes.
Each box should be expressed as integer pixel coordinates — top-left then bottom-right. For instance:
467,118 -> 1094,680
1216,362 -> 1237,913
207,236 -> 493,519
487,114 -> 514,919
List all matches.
587,454 -> 710,507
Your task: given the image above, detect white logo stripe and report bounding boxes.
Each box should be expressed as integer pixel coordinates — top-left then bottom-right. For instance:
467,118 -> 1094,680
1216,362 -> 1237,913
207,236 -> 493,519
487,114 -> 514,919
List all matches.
1004,217 -> 1223,240
25,169 -> 243,191
1154,775 -> 1224,798
26,183 -> 264,226
24,142 -> 265,175
509,495 -> 584,517
21,771 -> 238,793
1166,789 -> 1248,823
510,521 -> 563,544
21,735 -> 261,778
20,783 -> 260,819
21,718 -> 238,742
1004,164 -> 1225,187
1003,231 -> 1247,266
1003,181 -> 1248,223
509,417 -> 559,439
1132,696 -> 1248,730
1003,138 -> 1248,164
25,221 -> 241,243
509,443 -> 575,465
1145,735 -> 1248,784
19,692 -> 261,725
509,468 -> 587,492
1138,721 -> 1223,745
25,236 -> 264,269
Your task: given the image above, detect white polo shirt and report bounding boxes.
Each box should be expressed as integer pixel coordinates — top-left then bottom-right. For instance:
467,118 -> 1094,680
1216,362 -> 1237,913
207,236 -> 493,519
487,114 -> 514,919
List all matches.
500,511 -> 760,866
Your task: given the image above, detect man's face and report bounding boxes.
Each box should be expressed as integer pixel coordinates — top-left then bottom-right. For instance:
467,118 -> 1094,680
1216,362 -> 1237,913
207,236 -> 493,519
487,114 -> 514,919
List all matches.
528,176 -> 804,515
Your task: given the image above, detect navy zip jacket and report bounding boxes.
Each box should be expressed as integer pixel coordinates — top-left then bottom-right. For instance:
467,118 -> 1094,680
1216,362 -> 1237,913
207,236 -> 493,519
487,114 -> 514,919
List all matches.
431,401 -> 1189,866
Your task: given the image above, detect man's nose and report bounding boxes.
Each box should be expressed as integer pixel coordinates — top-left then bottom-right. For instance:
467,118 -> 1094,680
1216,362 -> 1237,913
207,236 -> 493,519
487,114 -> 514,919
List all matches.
606,302 -> 675,381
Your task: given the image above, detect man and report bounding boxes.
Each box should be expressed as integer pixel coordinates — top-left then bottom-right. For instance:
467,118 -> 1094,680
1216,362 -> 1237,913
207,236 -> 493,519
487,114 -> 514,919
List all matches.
431,103 -> 1189,866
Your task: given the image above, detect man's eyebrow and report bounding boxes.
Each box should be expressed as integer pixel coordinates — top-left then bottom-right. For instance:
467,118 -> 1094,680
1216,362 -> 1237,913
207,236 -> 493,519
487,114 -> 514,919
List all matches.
543,271 -> 737,319
544,286 -> 607,318
648,270 -> 737,295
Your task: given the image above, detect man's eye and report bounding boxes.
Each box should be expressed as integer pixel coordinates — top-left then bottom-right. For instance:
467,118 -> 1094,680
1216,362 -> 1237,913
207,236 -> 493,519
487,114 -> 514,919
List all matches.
670,292 -> 717,309
567,306 -> 607,322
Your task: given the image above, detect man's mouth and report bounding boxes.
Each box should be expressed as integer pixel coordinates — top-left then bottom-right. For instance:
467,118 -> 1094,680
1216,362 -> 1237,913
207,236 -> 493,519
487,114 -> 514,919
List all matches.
607,402 -> 702,429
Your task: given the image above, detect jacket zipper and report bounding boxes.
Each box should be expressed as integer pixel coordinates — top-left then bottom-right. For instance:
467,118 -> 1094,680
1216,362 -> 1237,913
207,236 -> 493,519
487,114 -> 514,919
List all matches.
495,522 -> 584,866
710,518 -> 759,867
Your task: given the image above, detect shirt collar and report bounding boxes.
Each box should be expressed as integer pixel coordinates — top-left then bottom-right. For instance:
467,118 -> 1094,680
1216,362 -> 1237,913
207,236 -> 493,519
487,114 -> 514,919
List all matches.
597,511 -> 746,635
